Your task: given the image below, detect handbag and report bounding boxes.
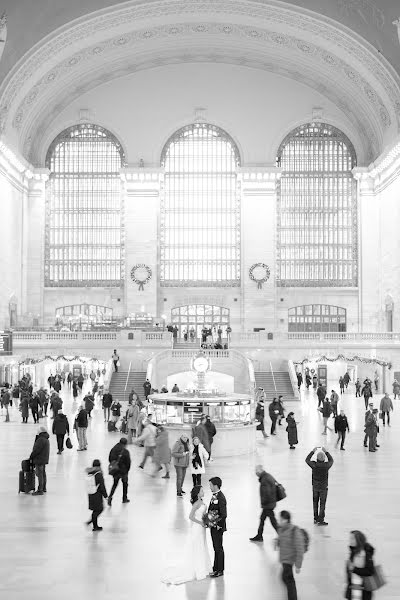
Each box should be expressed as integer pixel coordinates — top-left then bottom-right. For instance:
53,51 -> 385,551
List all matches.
65,437 -> 72,449
378,411 -> 383,420
108,452 -> 123,476
275,481 -> 287,502
363,565 -> 386,592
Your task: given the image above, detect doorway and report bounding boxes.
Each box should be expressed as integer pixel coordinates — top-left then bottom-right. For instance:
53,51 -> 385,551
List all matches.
171,304 -> 230,339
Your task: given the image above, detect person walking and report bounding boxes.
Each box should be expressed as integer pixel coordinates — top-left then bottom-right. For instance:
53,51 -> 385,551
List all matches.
74,405 -> 88,451
52,409 -> 70,454
29,426 -> 50,495
269,398 -> 281,435
208,476 -> 227,578
316,384 -> 326,408
278,395 -> 285,426
85,459 -> 108,532
204,416 -> 217,460
296,372 -> 303,391
343,372 -> 350,389
50,393 -> 62,419
363,403 -> 375,448
255,400 -> 268,439
305,446 -> 334,526
102,390 -> 112,422
379,392 -> 393,426
286,412 -> 298,449
126,399 -> 139,443
339,376 -> 345,394
29,393 -> 40,424
362,383 -> 373,410
355,378 -> 361,397
393,379 -> 400,399
152,426 -> 171,478
319,398 -> 333,435
365,409 -> 379,452
72,379 -> 79,399
330,389 -> 339,417
143,378 -> 152,400
84,393 -> 94,418
107,437 -> 131,505
172,434 -> 190,497
277,510 -> 305,600
192,416 -> 211,455
20,391 -> 29,423
249,464 -> 279,542
67,372 -> 73,388
345,530 -> 376,600
190,436 -> 209,486
373,371 -> 379,393
335,409 -> 350,450
112,349 -> 119,372
136,417 -> 157,469
38,388 -> 48,416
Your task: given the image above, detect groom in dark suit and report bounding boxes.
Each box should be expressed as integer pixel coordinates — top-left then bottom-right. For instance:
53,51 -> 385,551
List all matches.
208,476 -> 227,578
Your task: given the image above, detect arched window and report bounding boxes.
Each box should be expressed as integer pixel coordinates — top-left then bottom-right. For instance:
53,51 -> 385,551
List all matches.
45,124 -> 125,286
277,123 -> 357,287
288,304 -> 347,332
160,123 -> 241,286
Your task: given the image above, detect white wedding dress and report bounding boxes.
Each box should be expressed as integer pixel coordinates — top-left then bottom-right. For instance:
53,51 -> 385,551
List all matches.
162,503 -> 211,584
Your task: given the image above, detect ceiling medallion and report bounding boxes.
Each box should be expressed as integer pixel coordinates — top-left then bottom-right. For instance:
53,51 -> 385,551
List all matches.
249,263 -> 271,289
130,264 -> 152,291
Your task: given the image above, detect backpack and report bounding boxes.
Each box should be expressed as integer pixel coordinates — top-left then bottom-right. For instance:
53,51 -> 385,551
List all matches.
86,473 -> 99,495
293,526 -> 310,553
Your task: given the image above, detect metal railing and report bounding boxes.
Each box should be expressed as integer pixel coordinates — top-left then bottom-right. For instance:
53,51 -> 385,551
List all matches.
123,361 -> 132,402
270,361 -> 277,395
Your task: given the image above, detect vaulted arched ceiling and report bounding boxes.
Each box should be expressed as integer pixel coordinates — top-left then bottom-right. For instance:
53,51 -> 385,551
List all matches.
0,0 -> 399,165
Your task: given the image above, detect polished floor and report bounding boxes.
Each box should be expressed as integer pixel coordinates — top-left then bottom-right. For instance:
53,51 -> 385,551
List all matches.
0,381 -> 399,600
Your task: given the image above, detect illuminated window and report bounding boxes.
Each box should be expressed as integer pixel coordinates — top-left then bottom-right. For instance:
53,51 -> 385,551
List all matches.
160,123 -> 241,286
55,303 -> 113,325
45,124 -> 125,286
288,304 -> 347,332
277,123 -> 357,287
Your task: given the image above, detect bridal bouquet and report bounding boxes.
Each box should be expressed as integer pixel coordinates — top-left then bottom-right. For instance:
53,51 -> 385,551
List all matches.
202,510 -> 221,529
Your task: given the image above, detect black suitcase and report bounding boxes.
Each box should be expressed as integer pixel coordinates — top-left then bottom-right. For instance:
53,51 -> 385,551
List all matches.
108,420 -> 116,432
19,470 -> 35,494
21,459 -> 32,472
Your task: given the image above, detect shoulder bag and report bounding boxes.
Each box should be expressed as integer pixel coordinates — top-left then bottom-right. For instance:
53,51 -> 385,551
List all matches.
363,565 -> 386,592
108,452 -> 123,476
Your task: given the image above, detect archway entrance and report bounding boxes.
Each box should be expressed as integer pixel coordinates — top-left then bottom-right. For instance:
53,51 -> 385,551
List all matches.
171,304 -> 230,339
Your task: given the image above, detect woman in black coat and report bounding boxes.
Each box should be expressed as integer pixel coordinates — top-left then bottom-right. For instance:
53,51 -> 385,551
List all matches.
345,530 -> 375,600
286,412 -> 298,449
86,459 -> 108,532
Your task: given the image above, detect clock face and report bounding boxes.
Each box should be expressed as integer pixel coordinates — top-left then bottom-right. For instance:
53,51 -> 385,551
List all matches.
193,356 -> 209,373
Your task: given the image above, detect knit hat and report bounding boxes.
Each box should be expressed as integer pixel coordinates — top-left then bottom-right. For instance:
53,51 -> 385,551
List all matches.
317,451 -> 325,462
37,425 -> 48,434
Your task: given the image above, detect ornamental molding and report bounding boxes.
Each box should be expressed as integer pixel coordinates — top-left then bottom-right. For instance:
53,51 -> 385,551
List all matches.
0,0 -> 398,161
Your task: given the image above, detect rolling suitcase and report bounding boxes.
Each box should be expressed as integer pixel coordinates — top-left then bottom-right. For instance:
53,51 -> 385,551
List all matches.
108,420 -> 116,432
21,459 -> 32,472
19,470 -> 35,494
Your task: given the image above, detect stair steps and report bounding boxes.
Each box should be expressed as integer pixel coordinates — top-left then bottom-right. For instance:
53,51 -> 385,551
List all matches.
108,371 -> 147,402
255,371 -> 297,401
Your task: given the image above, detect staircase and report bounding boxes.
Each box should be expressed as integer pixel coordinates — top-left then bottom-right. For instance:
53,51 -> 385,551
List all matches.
255,371 -> 297,401
173,340 -> 200,350
108,371 -> 147,402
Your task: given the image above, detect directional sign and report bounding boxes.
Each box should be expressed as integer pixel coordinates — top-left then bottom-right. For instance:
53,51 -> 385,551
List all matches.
0,331 -> 12,355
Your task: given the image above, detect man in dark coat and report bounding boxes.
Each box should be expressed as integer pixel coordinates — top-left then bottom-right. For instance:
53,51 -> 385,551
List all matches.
143,379 -> 151,400
204,416 -> 217,460
305,447 -> 334,525
75,405 -> 88,451
86,459 -> 108,531
102,391 -> 113,422
334,409 -> 350,450
268,398 -> 281,435
29,393 -> 40,424
255,401 -> 268,439
52,410 -> 70,454
50,393 -> 62,419
84,394 -> 95,418
208,476 -> 227,578
250,465 -> 279,542
29,426 -> 50,495
107,438 -> 131,506
192,416 -> 210,454
316,384 -> 326,408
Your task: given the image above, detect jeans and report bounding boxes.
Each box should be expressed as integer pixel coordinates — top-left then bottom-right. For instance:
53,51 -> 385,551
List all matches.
322,417 -> 332,433
174,465 -> 187,494
113,360 -> 118,372
192,473 -> 201,486
257,508 -> 279,536
313,488 -> 328,522
336,431 -> 346,448
282,563 -> 297,600
103,407 -> 110,421
139,446 -> 155,468
211,528 -> 225,572
56,434 -> 65,452
271,418 -> 277,435
382,411 -> 390,425
331,404 -> 338,417
31,408 -> 39,423
109,473 -> 128,501
77,427 -> 87,450
35,465 -> 47,492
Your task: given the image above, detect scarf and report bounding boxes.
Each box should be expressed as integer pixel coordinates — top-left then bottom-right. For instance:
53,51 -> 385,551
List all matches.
181,439 -> 189,453
192,444 -> 202,469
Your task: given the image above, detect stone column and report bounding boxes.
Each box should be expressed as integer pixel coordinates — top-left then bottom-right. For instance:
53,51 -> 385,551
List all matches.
353,168 -> 380,332
240,168 -> 281,333
121,168 -> 163,318
23,169 -> 49,322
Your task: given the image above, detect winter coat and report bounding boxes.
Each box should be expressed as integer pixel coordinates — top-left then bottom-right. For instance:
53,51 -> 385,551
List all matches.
269,401 -> 281,420
334,415 -> 349,433
86,467 -> 108,511
192,423 -> 210,454
316,386 -> 326,401
278,523 -> 305,569
102,393 -> 113,408
84,396 -> 94,412
305,451 -> 334,491
75,409 -> 88,428
29,395 -> 39,410
127,404 -> 140,429
258,470 -> 277,509
345,544 -> 375,600
365,413 -> 378,434
30,432 -> 50,465
286,415 -> 298,446
20,396 -> 29,418
53,380 -> 62,393
189,442 -> 209,475
343,373 -> 350,384
153,429 -> 171,465
330,391 -> 339,406
204,419 -> 217,441
320,401 -> 332,418
171,438 -> 190,467
362,386 -> 373,398
52,414 -> 70,436
111,402 -> 121,417
380,396 -> 393,412
136,423 -> 157,447
109,443 -> 131,475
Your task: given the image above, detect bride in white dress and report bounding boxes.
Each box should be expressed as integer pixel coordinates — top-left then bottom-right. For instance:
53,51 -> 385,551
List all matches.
162,485 -> 211,584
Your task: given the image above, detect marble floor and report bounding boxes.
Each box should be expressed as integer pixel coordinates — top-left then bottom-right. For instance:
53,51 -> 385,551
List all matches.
0,381 -> 399,600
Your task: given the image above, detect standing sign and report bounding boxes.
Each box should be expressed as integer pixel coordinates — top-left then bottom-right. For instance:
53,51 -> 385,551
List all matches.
0,331 -> 12,355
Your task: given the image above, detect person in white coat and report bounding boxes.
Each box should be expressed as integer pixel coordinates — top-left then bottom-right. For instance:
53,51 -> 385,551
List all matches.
190,436 -> 209,486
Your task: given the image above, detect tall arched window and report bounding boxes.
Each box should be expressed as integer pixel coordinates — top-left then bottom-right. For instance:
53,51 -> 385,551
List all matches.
276,123 -> 357,287
45,124 -> 125,286
160,123 -> 241,286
